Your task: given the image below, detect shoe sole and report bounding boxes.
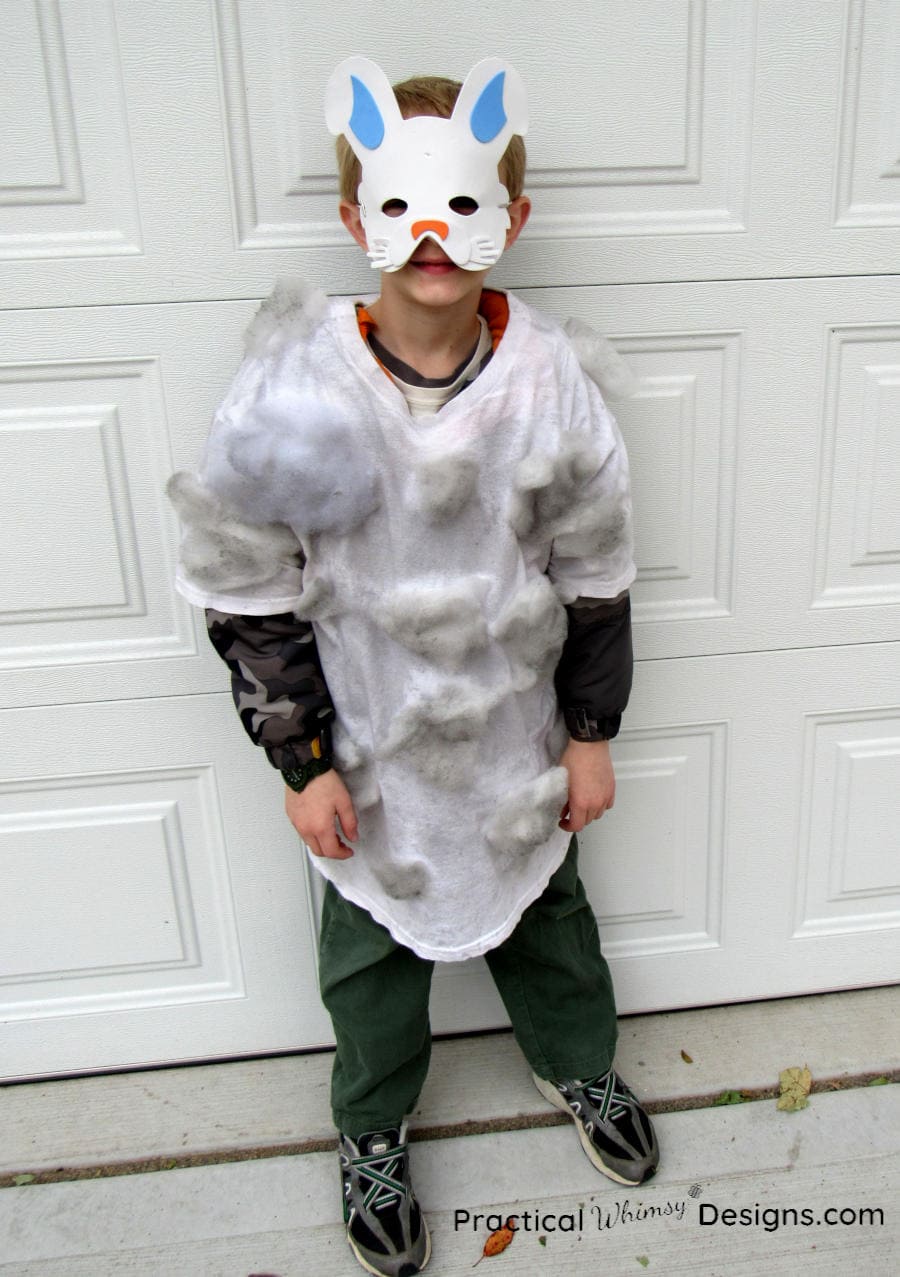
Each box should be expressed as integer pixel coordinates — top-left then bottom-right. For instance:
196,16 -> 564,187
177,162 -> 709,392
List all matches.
346,1215 -> 432,1276
532,1072 -> 652,1187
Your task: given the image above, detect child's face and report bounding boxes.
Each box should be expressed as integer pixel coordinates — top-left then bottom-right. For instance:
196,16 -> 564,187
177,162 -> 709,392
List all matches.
340,194 -> 530,310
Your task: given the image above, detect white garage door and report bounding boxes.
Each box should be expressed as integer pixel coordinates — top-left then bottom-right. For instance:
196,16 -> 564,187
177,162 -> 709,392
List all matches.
2,0 -> 898,1081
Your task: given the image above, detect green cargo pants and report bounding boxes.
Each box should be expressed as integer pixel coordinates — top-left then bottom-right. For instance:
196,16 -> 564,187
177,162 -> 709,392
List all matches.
318,836 -> 619,1139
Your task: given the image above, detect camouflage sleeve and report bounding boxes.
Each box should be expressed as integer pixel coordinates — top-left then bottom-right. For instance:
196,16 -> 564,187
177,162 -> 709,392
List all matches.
554,592 -> 633,741
205,609 -> 335,770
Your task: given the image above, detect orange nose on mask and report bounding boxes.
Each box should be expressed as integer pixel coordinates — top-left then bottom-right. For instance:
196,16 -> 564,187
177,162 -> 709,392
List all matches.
411,219 -> 449,241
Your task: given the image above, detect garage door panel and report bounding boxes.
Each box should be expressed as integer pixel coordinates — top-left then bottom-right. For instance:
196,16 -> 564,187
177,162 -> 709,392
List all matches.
0,355 -> 193,675
534,277 -> 900,659
0,303 -> 255,709
613,332 -> 740,625
582,722 -> 728,960
1,694 -> 330,1081
833,0 -> 900,229
0,765 -> 244,1023
796,709 -> 900,939
1,0 -> 141,261
587,643 -> 900,1015
813,325 -> 900,610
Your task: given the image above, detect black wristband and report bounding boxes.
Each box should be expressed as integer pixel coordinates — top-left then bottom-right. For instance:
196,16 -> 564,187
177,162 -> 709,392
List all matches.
282,756 -> 334,793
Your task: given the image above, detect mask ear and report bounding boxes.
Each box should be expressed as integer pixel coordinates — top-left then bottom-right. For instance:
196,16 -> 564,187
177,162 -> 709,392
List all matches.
453,58 -> 528,153
324,56 -> 403,157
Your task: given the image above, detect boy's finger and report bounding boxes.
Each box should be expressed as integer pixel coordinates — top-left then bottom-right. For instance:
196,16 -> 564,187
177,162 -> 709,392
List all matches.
337,797 -> 359,842
319,824 -> 354,860
303,828 -> 353,860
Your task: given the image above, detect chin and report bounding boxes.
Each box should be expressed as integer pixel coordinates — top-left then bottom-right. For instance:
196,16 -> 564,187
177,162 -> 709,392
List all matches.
393,264 -> 485,304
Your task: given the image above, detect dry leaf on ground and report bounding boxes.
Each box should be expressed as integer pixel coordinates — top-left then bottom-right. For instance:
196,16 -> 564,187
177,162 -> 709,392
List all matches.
777,1065 -> 812,1111
473,1217 -> 516,1266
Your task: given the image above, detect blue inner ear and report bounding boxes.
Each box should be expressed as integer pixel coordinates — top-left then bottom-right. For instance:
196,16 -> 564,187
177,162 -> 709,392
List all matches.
470,72 -> 507,144
349,75 -> 385,150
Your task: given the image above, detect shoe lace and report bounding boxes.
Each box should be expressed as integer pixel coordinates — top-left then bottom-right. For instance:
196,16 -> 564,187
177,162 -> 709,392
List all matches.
350,1140 -> 409,1214
581,1071 -> 635,1124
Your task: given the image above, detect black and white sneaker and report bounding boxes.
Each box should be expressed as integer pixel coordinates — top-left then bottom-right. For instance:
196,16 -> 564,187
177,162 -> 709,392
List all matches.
338,1121 -> 431,1276
533,1069 -> 659,1185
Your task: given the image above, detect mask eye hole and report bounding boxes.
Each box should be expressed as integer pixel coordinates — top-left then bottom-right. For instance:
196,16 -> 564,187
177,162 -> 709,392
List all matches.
449,196 -> 479,216
381,198 -> 408,218
446,194 -> 477,214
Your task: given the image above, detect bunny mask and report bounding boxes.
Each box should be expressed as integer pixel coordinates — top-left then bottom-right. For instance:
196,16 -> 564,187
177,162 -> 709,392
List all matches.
325,56 -> 528,272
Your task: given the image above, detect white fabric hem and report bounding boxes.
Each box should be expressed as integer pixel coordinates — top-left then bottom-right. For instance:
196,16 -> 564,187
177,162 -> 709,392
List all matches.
174,570 -> 303,616
308,827 -> 573,963
550,565 -> 637,606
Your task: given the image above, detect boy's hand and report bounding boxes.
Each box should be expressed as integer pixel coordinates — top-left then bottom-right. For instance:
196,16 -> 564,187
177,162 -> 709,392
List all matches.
285,770 -> 359,860
558,738 -> 616,833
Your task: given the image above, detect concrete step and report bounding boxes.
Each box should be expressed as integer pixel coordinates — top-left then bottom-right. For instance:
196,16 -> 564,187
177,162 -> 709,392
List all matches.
1,1086 -> 897,1275
2,986 -> 897,1181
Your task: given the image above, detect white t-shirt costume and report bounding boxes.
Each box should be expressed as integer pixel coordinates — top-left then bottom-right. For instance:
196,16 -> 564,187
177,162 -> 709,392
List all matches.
173,282 -> 635,962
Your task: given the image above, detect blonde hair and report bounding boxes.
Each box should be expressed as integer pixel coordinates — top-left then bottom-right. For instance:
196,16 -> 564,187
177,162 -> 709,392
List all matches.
335,74 -> 527,203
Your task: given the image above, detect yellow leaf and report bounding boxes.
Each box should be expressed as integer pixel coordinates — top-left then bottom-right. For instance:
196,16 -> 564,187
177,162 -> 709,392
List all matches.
777,1065 -> 812,1111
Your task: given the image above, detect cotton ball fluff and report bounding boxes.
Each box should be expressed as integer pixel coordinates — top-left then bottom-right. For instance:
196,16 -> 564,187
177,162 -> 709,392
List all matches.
509,434 -> 605,541
375,578 -> 489,669
562,317 -> 638,399
243,279 -> 330,358
166,470 -> 300,590
485,766 -> 570,860
551,502 -> 631,560
208,389 -> 379,536
380,681 -> 491,789
412,450 -> 480,522
332,733 -> 381,811
373,858 -> 430,901
491,575 -> 568,690
549,448 -> 633,565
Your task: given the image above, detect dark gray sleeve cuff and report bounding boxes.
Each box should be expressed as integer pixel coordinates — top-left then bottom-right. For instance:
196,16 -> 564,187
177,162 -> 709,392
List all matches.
563,708 -> 623,742
554,593 -> 633,740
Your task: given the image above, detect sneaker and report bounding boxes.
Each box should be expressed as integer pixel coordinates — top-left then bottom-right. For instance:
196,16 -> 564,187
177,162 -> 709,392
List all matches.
533,1069 -> 659,1185
338,1121 -> 431,1276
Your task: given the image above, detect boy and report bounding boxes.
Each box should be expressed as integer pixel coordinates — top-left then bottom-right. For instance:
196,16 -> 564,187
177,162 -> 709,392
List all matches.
170,55 -> 657,1277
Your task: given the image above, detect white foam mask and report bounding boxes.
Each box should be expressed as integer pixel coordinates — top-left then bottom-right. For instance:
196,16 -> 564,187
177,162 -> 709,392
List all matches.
325,56 -> 528,272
